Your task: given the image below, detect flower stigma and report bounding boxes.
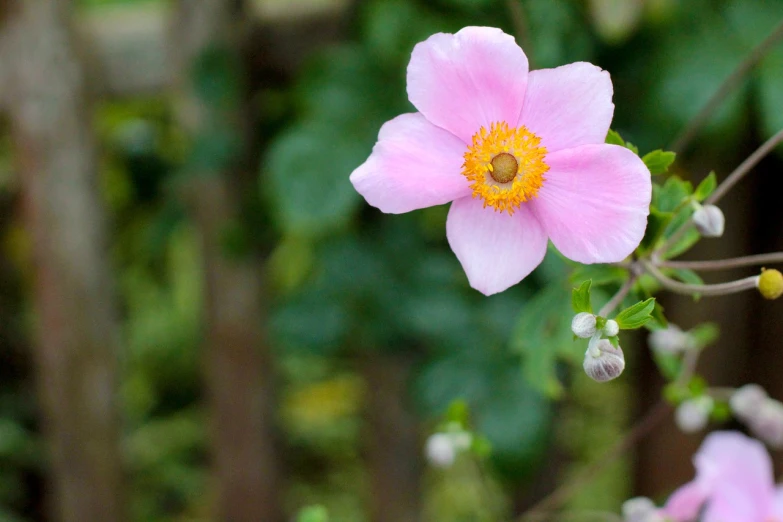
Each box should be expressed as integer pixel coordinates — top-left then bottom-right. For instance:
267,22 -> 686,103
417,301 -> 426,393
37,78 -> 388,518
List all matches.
462,122 -> 549,215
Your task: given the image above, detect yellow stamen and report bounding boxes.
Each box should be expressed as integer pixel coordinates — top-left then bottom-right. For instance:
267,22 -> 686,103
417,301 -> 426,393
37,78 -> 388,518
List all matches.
462,122 -> 549,215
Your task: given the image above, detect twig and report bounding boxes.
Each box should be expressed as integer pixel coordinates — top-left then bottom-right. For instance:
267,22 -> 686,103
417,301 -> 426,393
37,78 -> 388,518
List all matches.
643,260 -> 759,297
670,18 -> 783,154
598,274 -> 638,317
518,401 -> 670,521
655,128 -> 783,258
659,252 -> 783,271
706,127 -> 783,205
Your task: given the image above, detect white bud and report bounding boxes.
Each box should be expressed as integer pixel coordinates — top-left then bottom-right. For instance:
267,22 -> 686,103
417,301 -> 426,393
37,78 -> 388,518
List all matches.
692,204 -> 725,238
603,319 -> 619,337
675,397 -> 713,433
583,338 -> 625,382
749,399 -> 783,449
648,324 -> 692,354
730,384 -> 767,422
425,433 -> 456,468
571,312 -> 597,338
622,497 -> 665,522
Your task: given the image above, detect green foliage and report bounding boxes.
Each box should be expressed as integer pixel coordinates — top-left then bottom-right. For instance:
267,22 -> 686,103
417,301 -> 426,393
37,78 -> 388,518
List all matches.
614,298 -> 656,330
571,280 -> 593,314
694,172 -> 718,202
605,129 -> 638,154
642,150 -> 676,175
296,505 -> 329,522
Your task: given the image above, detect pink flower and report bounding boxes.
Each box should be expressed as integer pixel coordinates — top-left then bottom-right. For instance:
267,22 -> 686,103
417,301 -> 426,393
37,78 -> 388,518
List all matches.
349,27 -> 651,295
662,431 -> 783,522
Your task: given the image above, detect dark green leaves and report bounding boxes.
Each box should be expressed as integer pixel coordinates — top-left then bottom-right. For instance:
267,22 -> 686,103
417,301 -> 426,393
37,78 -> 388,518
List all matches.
571,280 -> 593,314
614,298 -> 656,330
642,150 -> 677,175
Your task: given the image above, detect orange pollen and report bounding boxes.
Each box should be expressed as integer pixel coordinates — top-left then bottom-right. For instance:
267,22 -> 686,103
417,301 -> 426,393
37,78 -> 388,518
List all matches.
461,122 -> 549,215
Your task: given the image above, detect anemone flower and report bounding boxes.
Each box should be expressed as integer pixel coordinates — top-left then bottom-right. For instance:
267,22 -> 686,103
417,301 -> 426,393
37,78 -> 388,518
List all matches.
663,431 -> 783,521
350,27 -> 651,295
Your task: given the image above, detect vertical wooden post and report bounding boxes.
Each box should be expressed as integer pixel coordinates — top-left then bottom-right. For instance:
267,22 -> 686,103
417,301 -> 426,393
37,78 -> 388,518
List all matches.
2,2 -> 124,521
172,2 -> 283,521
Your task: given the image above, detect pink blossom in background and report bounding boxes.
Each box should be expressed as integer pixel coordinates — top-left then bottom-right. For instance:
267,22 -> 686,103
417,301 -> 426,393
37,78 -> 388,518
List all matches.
662,431 -> 783,522
350,26 -> 651,295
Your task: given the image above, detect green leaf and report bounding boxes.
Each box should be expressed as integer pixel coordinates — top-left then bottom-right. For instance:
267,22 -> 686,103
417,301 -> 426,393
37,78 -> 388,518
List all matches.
694,171 -> 718,202
711,401 -> 731,422
569,264 -> 627,287
605,129 -> 626,146
654,176 -> 694,213
689,323 -> 719,348
266,124 -> 365,235
642,150 -> 676,175
296,505 -> 329,522
571,280 -> 593,314
445,399 -> 470,428
614,298 -> 656,329
639,207 -> 673,253
664,228 -> 701,259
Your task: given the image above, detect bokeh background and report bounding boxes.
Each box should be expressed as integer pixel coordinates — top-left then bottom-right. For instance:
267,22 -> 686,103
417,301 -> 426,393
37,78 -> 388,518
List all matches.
0,0 -> 782,521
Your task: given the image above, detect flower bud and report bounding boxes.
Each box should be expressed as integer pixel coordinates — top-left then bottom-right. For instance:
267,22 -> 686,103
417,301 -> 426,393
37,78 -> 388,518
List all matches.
648,324 -> 693,354
692,204 -> 725,237
758,268 -> 783,300
730,384 -> 767,422
425,433 -> 457,468
622,497 -> 665,522
603,319 -> 619,337
675,397 -> 713,433
583,338 -> 625,382
749,399 -> 783,449
571,312 -> 597,338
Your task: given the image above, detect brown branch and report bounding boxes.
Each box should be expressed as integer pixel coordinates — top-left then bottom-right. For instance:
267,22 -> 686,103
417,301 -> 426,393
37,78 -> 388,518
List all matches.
643,260 -> 759,297
659,252 -> 783,271
6,1 -> 125,521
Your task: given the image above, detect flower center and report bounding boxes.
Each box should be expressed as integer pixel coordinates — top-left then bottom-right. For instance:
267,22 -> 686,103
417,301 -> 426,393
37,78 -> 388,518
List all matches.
489,153 -> 518,184
462,122 -> 549,215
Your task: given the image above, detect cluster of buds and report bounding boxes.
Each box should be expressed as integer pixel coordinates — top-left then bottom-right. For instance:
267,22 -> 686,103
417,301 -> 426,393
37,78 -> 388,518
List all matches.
730,384 -> 783,448
572,313 -> 624,382
424,427 -> 473,468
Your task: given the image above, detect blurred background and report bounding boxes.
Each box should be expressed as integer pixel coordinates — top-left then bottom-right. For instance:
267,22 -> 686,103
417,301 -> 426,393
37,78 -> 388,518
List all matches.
0,0 -> 782,521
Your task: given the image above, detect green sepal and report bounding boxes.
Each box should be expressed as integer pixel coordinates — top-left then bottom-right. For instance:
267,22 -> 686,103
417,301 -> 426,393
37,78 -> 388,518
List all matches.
614,298 -> 656,330
694,171 -> 717,202
571,280 -> 593,314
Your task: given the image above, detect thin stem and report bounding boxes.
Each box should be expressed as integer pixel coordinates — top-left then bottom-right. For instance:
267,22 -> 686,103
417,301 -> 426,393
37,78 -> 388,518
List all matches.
643,260 -> 759,297
655,128 -> 783,258
518,401 -> 670,521
598,274 -> 638,317
660,252 -> 783,272
706,127 -> 783,205
670,18 -> 783,154
707,387 -> 735,401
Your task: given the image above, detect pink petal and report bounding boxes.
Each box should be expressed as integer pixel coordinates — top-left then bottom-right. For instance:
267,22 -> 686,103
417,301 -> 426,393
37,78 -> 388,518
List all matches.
663,482 -> 708,521
518,62 -> 614,154
693,431 -> 775,505
407,27 -> 529,144
771,486 -> 783,517
350,113 -> 470,213
446,197 -> 547,295
528,144 -> 651,263
702,482 -> 768,522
